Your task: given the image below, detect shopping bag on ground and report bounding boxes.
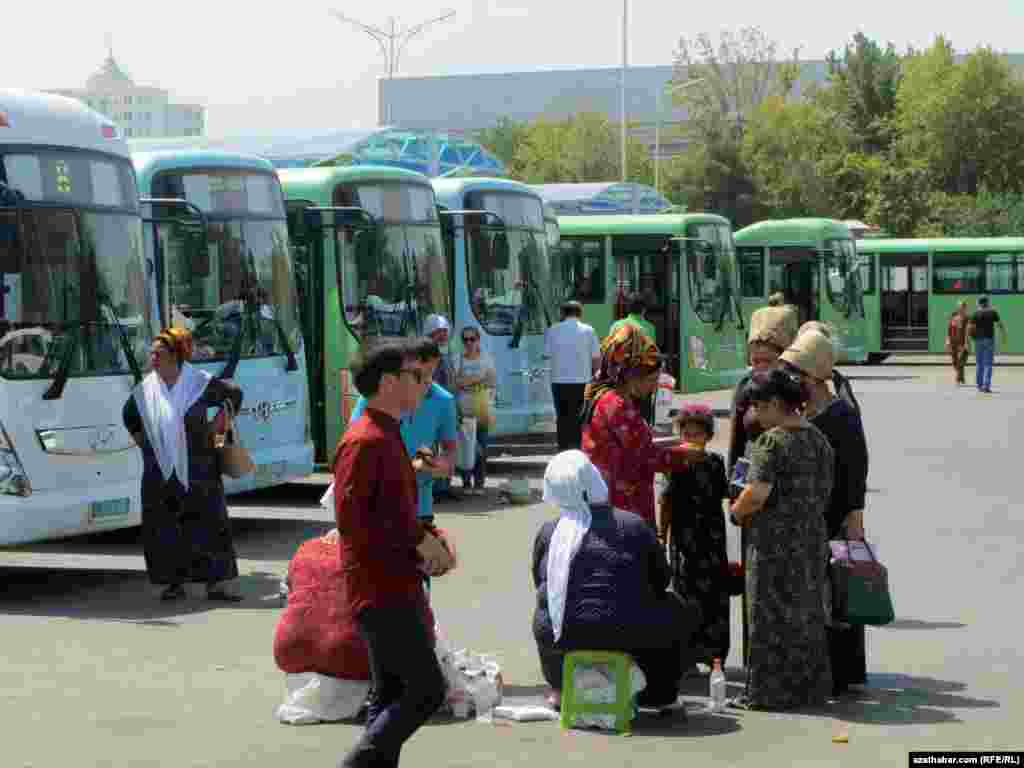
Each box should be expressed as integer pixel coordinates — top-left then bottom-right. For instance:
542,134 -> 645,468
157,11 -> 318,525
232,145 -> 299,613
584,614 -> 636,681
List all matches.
456,417 -> 477,472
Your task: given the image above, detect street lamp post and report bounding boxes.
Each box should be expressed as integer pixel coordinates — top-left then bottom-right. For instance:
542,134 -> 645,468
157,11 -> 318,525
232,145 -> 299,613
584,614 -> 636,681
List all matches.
330,9 -> 456,125
620,0 -> 628,182
654,77 -> 705,195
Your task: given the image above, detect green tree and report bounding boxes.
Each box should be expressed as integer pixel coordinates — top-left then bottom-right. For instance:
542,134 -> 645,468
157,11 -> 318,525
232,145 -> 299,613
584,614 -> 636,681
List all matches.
474,117 -> 528,169
895,38 -> 1024,195
825,32 -> 902,154
667,27 -> 798,224
509,113 -> 651,184
866,163 -> 932,236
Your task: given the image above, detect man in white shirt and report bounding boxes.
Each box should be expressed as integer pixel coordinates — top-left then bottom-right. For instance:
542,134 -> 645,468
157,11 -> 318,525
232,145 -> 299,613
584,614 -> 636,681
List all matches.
544,300 -> 601,451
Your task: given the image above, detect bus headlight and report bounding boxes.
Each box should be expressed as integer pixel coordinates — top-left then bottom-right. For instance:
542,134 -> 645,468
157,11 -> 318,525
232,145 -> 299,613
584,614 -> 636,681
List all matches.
0,423 -> 32,497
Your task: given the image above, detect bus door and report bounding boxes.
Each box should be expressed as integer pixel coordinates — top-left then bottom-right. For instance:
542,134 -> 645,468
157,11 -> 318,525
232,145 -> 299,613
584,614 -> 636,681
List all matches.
880,254 -> 929,351
769,247 -> 819,326
612,236 -> 680,380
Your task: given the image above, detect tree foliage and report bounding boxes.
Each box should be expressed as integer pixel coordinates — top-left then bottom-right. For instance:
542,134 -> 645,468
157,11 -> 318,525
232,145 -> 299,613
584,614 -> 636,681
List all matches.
474,117 -> 528,169
505,113 -> 651,185
825,32 -> 902,153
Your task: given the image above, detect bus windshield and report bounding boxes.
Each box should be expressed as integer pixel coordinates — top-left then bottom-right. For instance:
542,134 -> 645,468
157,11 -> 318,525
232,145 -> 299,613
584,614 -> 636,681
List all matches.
824,238 -> 863,317
684,222 -> 736,325
0,207 -> 149,380
336,221 -> 449,339
465,192 -> 555,336
332,180 -> 450,339
151,170 -> 301,361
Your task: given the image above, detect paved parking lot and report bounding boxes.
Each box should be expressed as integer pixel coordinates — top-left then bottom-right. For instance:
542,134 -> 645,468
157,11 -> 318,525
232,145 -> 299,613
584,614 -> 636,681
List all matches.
1,363 -> 1021,767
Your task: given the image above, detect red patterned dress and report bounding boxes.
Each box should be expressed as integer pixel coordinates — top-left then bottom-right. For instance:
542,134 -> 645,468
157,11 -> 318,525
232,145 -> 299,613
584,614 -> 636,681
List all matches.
582,390 -> 682,525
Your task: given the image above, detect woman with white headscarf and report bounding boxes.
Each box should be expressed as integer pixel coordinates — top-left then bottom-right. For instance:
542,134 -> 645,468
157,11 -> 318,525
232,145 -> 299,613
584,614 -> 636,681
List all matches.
531,451 -> 696,711
123,328 -> 243,602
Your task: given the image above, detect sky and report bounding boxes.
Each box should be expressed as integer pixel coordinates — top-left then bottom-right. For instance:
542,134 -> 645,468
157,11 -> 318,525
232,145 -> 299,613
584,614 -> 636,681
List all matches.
7,0 -> 1024,137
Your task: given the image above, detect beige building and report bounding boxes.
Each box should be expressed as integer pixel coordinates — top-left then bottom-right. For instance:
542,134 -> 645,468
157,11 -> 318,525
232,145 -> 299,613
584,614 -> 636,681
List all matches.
48,53 -> 204,139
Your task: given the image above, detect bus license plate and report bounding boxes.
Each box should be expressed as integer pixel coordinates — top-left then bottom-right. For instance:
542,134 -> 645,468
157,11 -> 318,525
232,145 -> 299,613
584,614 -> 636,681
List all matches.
90,497 -> 131,520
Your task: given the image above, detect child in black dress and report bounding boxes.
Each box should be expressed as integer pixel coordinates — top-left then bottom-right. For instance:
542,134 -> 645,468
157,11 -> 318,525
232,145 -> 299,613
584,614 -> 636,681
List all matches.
659,403 -> 730,665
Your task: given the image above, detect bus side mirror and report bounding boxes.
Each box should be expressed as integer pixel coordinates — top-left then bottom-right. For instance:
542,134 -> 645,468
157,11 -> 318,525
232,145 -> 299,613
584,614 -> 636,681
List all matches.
492,232 -> 510,270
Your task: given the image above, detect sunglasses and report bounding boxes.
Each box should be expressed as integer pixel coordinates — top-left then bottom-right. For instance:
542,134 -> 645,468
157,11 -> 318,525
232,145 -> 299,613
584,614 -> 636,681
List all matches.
462,336 -> 479,343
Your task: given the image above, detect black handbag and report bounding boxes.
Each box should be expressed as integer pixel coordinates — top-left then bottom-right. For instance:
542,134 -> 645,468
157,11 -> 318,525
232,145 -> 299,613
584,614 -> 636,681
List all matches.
830,540 -> 895,626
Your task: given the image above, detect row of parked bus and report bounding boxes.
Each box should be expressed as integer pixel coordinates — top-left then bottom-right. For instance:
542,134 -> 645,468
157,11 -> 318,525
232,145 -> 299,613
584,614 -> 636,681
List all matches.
2,88 -> 1020,545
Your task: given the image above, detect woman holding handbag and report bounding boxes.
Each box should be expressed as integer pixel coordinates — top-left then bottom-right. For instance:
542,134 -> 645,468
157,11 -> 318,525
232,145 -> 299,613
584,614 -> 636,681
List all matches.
123,327 -> 244,602
454,325 -> 496,492
779,328 -> 870,698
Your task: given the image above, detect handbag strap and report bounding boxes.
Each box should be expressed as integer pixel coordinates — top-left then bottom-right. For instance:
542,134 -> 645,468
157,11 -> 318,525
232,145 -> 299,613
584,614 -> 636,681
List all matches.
221,398 -> 237,443
843,537 -> 879,564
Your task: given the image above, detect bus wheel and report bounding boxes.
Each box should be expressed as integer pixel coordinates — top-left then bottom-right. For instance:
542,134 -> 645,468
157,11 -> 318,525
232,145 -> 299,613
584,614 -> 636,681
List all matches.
866,353 -> 890,365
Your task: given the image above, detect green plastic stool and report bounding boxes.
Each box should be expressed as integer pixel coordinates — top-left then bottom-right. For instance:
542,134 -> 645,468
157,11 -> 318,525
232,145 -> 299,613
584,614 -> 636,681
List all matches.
560,650 -> 635,735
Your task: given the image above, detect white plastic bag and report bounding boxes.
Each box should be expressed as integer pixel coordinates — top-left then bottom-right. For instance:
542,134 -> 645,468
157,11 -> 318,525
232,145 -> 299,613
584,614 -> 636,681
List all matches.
654,373 -> 676,429
455,417 -> 477,472
275,673 -> 370,725
434,625 -> 503,721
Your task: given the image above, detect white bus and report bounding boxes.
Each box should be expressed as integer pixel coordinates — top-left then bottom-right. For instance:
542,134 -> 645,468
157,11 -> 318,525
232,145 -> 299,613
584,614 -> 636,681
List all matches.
0,89 -> 152,544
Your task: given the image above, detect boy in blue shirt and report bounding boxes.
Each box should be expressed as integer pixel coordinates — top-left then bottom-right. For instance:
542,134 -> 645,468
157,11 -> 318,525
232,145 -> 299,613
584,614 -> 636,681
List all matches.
349,337 -> 457,523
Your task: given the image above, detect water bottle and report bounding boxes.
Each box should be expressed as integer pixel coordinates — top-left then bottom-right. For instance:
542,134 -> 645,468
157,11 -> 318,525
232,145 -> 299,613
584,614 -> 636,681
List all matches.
708,658 -> 727,713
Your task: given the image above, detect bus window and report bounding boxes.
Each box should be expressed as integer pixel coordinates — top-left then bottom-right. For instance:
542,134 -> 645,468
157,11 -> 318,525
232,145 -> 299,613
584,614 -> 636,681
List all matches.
685,222 -> 734,324
737,246 -> 764,298
559,238 -> 604,304
933,254 -> 983,293
985,254 -> 1014,293
857,253 -> 876,294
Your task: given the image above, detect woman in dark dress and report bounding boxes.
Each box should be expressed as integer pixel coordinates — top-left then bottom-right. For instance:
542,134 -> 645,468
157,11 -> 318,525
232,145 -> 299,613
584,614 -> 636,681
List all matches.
660,403 -> 730,664
123,327 -> 244,602
532,450 -> 696,711
780,328 -> 870,697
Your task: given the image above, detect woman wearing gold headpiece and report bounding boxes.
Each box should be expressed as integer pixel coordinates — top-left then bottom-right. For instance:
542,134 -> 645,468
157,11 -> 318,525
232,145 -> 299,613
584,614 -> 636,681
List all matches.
780,327 -> 869,698
726,305 -> 800,472
123,327 -> 244,602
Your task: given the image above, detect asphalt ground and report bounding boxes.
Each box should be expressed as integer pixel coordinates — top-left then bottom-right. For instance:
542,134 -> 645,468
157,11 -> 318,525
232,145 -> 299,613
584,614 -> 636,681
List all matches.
0,361 -> 1021,767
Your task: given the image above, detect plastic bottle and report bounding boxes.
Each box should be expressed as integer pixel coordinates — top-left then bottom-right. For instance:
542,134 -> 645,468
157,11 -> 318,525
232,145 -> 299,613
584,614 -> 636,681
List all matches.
709,658 -> 727,713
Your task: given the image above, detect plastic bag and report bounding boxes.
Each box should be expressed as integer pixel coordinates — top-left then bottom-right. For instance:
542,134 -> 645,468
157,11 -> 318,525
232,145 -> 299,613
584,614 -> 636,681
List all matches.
275,673 -> 371,725
434,625 -> 503,721
455,417 -> 477,472
654,373 -> 676,429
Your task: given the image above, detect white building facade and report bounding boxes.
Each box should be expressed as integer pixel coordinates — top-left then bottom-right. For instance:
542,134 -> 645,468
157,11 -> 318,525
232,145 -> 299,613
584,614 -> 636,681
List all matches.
48,54 -> 204,139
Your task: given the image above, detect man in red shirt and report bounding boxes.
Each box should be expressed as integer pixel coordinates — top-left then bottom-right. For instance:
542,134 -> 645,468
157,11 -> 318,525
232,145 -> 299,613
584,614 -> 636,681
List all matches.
336,340 -> 452,768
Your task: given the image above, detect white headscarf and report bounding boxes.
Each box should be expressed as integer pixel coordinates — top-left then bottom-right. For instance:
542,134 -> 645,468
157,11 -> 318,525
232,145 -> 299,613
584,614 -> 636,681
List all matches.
543,450 -> 609,642
133,362 -> 212,489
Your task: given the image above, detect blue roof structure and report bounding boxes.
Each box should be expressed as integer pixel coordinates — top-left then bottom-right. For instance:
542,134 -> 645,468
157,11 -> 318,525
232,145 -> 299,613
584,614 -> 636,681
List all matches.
531,182 -> 674,215
129,127 -> 505,177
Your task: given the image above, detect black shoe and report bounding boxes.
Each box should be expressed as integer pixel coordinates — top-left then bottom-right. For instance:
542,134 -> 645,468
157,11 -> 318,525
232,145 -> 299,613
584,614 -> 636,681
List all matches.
160,584 -> 186,602
207,589 -> 244,602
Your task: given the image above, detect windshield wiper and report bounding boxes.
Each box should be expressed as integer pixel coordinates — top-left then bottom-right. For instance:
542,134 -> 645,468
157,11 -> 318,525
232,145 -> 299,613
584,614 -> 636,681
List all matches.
98,291 -> 143,386
42,326 -> 82,400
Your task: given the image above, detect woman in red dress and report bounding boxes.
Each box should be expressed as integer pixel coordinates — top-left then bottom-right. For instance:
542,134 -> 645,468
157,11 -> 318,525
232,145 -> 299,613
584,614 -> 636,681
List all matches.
581,325 -> 696,526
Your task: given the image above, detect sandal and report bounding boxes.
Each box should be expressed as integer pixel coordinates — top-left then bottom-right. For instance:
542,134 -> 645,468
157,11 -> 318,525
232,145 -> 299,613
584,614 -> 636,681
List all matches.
160,584 -> 186,602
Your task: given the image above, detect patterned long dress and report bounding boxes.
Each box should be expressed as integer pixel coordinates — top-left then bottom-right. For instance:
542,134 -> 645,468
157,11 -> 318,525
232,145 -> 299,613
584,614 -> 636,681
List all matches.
667,451 -> 730,663
742,424 -> 834,710
581,390 -> 684,526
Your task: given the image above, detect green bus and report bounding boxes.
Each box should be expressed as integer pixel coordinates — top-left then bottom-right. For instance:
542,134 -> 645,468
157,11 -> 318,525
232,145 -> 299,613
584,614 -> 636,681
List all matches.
555,214 -> 748,393
855,237 -> 1024,358
278,165 -> 452,464
734,219 -> 868,363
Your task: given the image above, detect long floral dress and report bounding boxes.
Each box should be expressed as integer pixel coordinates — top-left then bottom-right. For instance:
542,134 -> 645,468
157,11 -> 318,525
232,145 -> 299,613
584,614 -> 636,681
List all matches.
742,423 -> 834,710
667,451 -> 730,663
581,390 -> 683,526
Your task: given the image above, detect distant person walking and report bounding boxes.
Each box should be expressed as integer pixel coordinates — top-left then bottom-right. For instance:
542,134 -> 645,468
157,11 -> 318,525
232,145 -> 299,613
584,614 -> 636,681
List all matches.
945,301 -> 970,385
970,296 -> 1008,393
544,300 -> 600,451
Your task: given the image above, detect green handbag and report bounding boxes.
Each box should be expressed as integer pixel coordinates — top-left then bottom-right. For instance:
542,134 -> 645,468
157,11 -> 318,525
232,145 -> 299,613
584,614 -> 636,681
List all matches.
830,540 -> 895,626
